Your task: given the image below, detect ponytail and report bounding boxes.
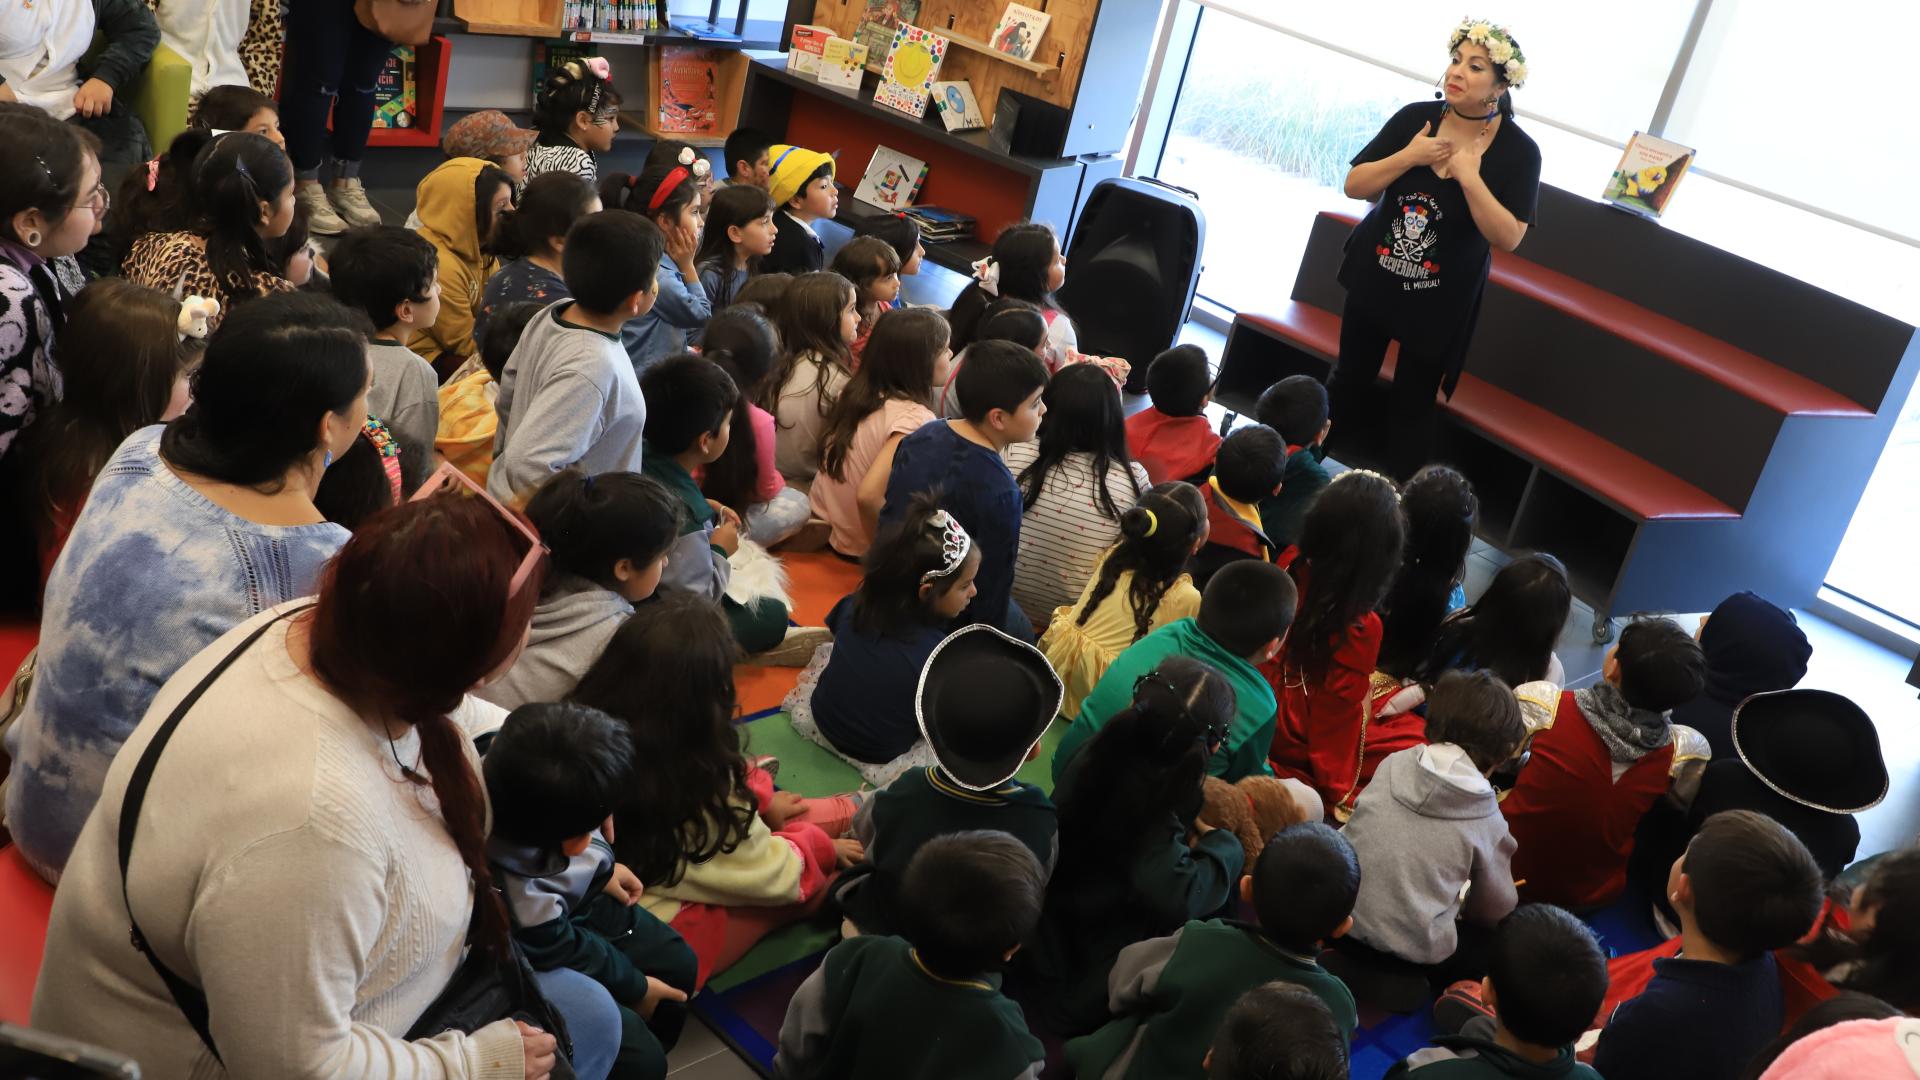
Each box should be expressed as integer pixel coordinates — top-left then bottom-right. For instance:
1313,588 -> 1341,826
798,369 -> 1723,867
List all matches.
1077,481 -> 1207,642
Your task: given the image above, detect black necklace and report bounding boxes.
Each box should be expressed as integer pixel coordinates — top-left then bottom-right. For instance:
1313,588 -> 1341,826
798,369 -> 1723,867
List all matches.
1445,103 -> 1498,122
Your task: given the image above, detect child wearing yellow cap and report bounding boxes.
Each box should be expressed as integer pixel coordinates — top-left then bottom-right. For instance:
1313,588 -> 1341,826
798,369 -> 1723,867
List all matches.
762,143 -> 837,275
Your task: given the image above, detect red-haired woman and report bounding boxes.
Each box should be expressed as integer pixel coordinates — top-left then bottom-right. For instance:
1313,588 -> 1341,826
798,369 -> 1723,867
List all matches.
32,490 -> 622,1079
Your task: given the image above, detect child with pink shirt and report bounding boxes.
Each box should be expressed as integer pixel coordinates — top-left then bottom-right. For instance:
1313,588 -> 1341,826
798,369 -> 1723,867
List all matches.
700,305 -> 813,546
808,308 -> 952,558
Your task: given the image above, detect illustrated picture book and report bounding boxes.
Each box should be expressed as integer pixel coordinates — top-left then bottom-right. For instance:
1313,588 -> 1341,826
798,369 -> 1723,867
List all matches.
533,41 -> 597,99
372,46 -> 415,129
657,47 -> 720,133
788,23 -> 836,77
1603,132 -> 1696,220
931,80 -> 985,131
873,23 -> 949,118
818,36 -> 869,93
855,0 -> 923,60
853,145 -> 929,211
991,2 -> 1050,61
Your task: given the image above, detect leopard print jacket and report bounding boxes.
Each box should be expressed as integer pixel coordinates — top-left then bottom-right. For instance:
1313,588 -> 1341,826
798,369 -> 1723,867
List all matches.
122,231 -> 294,332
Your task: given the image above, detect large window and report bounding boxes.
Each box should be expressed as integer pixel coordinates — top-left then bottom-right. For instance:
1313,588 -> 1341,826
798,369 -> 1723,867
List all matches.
1142,0 -> 1920,627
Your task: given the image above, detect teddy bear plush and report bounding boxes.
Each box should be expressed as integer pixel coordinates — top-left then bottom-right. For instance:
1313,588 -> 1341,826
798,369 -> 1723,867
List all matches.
1199,775 -> 1322,866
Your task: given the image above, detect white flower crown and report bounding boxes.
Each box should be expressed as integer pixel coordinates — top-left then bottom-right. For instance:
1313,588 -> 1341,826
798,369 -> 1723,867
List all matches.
1449,17 -> 1529,90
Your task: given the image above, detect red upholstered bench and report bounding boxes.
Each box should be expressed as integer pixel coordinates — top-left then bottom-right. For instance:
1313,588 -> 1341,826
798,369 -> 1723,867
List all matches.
1321,211 -> 1870,418
1231,303 -> 1736,523
0,846 -> 53,1025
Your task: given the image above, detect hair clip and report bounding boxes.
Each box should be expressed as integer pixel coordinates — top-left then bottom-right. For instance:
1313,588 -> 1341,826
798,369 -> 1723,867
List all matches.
1139,508 -> 1158,537
970,256 -> 1001,297
675,145 -> 713,180
144,158 -> 161,192
584,56 -> 611,80
920,509 -> 973,584
177,296 -> 220,341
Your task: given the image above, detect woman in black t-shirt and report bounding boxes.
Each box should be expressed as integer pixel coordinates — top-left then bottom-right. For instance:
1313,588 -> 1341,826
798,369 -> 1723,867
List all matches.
1330,19 -> 1542,478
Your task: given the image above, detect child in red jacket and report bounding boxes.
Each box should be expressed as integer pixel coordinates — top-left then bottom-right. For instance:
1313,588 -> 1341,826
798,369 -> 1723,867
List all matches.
1501,617 -> 1706,909
1126,344 -> 1222,484
1264,469 -> 1420,819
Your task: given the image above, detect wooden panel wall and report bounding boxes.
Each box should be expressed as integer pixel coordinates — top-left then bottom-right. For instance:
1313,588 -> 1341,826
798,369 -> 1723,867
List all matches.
807,0 -> 1099,122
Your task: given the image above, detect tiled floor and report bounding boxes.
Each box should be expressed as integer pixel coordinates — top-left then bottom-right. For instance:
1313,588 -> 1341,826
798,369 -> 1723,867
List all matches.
667,1016 -> 761,1077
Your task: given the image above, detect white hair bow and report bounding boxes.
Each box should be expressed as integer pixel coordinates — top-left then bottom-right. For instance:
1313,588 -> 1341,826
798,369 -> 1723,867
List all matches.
971,256 -> 1000,297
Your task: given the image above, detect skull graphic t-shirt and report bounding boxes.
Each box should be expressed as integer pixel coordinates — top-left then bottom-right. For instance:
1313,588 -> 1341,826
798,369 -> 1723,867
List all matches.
1338,101 -> 1542,356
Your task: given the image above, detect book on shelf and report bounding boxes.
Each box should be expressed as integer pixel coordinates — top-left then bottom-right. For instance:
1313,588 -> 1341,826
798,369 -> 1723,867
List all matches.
788,24 -> 836,77
657,46 -> 720,133
853,145 -> 929,211
990,2 -> 1050,61
931,80 -> 985,131
873,23 -> 949,118
854,0 -> 923,61
1602,132 -> 1695,220
372,46 -> 416,129
817,36 -> 869,93
902,205 -> 975,241
533,40 -> 599,99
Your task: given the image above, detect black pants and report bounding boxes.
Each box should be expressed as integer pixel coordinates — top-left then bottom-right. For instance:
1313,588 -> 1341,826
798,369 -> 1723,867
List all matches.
1327,293 -> 1452,481
280,0 -> 394,175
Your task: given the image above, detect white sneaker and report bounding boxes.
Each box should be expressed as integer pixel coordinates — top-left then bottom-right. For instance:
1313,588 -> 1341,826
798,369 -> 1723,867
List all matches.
328,177 -> 383,228
297,181 -> 347,235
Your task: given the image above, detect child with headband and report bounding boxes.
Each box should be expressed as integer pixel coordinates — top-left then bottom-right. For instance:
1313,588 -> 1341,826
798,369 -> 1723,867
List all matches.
528,56 -> 622,185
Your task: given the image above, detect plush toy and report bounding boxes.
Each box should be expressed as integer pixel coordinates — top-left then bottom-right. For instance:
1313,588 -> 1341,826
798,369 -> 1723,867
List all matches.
177,295 -> 220,341
1199,775 -> 1324,866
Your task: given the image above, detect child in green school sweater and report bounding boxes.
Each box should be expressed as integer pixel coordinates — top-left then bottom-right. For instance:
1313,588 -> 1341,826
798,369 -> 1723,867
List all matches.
1067,821 -> 1361,1079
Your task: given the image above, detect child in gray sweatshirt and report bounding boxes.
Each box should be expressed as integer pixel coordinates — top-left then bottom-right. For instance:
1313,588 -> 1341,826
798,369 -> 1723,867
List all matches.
489,211 -> 664,503
1342,670 -> 1525,971
479,469 -> 682,710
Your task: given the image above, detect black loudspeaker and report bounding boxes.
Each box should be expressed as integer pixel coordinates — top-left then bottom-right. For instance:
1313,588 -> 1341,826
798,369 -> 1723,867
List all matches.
990,88 -> 1070,158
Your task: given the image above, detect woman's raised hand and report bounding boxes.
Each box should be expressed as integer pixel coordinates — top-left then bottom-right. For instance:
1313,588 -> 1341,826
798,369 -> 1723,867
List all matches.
1401,122 -> 1454,167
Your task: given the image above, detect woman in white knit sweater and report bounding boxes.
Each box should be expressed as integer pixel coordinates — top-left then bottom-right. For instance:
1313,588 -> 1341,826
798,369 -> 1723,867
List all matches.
31,490 -> 615,1079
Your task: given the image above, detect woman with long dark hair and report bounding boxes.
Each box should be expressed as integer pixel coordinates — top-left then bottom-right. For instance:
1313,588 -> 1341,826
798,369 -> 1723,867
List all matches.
1329,18 -> 1540,478
6,291 -> 365,881
1006,363 -> 1148,620
1018,655 -> 1244,1033
1266,469 -> 1415,819
29,486 -> 619,1078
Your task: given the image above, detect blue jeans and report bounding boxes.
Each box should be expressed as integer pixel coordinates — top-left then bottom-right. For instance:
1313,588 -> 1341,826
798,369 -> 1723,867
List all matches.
531,966 -> 622,1080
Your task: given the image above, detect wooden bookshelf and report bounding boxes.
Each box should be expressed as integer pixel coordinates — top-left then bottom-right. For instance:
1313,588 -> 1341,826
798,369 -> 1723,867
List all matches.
363,37 -> 453,149
452,0 -> 562,37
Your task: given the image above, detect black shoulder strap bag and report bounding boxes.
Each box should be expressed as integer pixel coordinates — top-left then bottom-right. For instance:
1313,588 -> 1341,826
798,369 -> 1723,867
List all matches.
117,604 -> 574,1074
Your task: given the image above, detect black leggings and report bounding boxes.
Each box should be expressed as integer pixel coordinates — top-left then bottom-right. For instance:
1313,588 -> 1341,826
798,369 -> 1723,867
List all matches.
1327,294 -> 1453,481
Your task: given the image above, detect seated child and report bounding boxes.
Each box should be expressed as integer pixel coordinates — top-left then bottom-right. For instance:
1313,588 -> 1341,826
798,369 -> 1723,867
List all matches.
1592,810 -> 1824,1080
1126,344 -> 1223,485
775,831 -> 1047,1079
1192,423 -> 1287,590
700,305 -> 813,547
936,300 -> 1048,420
1020,659 -> 1248,1034
1205,983 -> 1350,1080
1797,848 -> 1920,1013
1389,905 -> 1606,1080
475,171 -> 599,346
1005,364 -> 1151,621
528,56 -> 621,184
808,306 -> 950,558
721,126 -> 773,190
408,158 -> 514,379
1673,591 -> 1812,761
192,85 -> 285,147
879,340 -> 1050,639
480,469 -> 678,709
328,225 -> 443,493
1502,617 -> 1706,910
1255,375 -> 1334,551
830,236 -> 902,365
439,300 -> 540,485
734,272 -> 793,311
1417,553 -> 1572,689
441,108 -> 537,187
572,597 -> 863,987
864,214 -> 924,278
1040,482 -> 1208,718
312,419 -> 401,529
637,353 -> 813,659
1067,822 -> 1361,1079
787,498 -> 984,787
760,144 -> 836,275
769,271 -> 859,486
1341,670 -> 1523,979
489,210 -> 657,503
1376,465 -> 1479,680
947,222 -> 1075,353
832,620 -> 1060,935
1056,558 -> 1296,783
484,702 -> 700,1080
694,184 -> 776,312
603,150 -> 713,373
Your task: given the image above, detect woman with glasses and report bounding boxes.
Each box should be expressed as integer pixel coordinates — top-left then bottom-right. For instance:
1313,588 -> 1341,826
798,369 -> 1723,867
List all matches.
31,464 -> 625,1079
1017,655 -> 1247,1035
0,108 -> 104,467
4,291 -> 364,882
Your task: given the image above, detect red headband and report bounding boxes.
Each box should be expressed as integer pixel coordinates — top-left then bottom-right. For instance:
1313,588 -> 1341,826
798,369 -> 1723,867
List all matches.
647,166 -> 692,211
